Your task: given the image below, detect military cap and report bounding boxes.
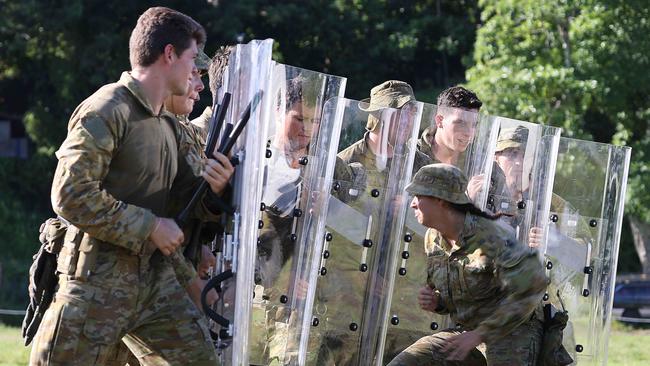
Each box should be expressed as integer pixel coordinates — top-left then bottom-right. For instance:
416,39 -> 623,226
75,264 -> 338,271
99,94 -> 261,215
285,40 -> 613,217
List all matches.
360,80 -> 415,131
195,46 -> 211,72
495,125 -> 529,152
405,163 -> 471,205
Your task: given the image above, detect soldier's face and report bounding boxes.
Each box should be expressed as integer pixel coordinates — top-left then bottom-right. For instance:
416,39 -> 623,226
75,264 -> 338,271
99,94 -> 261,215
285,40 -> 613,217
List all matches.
495,147 -> 525,191
435,108 -> 478,152
410,195 -> 443,228
283,102 -> 316,152
166,69 -> 204,116
169,40 -> 199,96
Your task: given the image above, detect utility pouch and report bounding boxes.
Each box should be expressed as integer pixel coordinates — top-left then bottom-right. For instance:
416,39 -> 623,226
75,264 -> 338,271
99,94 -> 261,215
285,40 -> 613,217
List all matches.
539,293 -> 574,366
57,225 -> 83,276
75,233 -> 98,281
22,217 -> 68,345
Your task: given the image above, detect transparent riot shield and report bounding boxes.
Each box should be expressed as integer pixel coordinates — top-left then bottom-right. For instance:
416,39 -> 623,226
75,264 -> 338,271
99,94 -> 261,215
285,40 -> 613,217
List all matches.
247,63 -> 346,365
293,97 -> 421,365
206,39 -> 274,365
480,116 -> 561,248
544,138 -> 630,365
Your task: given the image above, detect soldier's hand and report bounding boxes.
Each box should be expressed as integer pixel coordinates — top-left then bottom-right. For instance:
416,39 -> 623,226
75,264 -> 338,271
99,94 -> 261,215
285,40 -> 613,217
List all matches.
466,174 -> 484,201
417,285 -> 439,312
442,330 -> 482,361
149,217 -> 184,256
203,153 -> 235,195
529,227 -> 544,248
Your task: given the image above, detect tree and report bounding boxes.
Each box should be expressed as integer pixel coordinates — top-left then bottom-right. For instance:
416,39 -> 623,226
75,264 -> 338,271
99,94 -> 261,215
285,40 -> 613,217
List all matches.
466,0 -> 650,273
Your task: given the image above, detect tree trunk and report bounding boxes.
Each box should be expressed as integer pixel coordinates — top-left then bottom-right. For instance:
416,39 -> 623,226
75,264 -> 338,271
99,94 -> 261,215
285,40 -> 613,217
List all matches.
629,215 -> 650,275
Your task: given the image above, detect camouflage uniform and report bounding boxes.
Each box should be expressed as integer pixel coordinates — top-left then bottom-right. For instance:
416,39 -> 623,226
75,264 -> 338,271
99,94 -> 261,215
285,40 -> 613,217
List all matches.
29,73 -> 218,366
388,164 -> 547,366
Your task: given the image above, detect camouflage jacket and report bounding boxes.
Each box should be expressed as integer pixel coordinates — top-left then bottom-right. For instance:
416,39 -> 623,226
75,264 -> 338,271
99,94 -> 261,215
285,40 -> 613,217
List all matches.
417,127 -> 436,161
338,133 -> 432,205
424,214 -> 546,345
191,106 -> 211,137
51,72 -> 214,284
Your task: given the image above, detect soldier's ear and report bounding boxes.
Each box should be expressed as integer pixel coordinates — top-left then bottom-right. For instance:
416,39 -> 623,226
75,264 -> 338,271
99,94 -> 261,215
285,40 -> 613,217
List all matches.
435,114 -> 444,128
163,44 -> 176,65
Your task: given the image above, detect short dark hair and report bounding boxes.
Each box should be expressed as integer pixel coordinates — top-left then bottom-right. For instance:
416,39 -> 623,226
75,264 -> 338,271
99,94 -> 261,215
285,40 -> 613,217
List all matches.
277,76 -> 305,111
437,86 -> 482,110
208,45 -> 234,99
129,7 -> 206,68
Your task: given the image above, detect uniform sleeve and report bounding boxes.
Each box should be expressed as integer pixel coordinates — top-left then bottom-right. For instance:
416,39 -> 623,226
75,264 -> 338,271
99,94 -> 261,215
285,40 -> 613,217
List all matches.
474,239 -> 547,344
168,250 -> 198,286
51,116 -> 156,253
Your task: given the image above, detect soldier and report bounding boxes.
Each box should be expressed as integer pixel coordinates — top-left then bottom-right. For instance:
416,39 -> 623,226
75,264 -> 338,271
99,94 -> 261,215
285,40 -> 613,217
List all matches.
29,7 -> 232,365
489,125 -> 531,236
387,164 -> 547,365
105,46 -> 224,366
191,45 -> 233,133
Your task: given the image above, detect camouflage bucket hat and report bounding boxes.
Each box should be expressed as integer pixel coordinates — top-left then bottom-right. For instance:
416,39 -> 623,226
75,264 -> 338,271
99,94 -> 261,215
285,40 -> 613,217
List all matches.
405,163 -> 472,205
359,80 -> 415,131
495,125 -> 529,152
195,46 -> 211,72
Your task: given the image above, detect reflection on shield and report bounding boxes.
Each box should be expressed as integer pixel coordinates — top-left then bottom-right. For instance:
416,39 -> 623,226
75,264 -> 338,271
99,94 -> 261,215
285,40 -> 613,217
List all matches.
248,63 -> 347,365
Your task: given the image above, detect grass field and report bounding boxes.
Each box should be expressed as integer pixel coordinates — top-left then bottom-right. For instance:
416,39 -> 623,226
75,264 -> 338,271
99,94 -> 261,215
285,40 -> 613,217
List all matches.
2,321 -> 650,365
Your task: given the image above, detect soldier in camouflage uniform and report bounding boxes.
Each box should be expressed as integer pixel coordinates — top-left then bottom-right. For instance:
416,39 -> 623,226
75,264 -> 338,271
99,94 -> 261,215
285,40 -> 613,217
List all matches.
388,164 -> 547,365
313,81 -> 432,364
105,46 -> 220,366
29,8 -> 232,365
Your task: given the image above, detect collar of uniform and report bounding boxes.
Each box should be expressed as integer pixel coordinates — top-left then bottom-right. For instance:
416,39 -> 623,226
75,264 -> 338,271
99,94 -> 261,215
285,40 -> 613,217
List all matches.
420,127 -> 435,149
175,114 -> 189,123
119,72 -> 171,118
359,132 -> 371,155
361,131 -> 395,164
192,106 -> 212,133
455,213 -> 479,251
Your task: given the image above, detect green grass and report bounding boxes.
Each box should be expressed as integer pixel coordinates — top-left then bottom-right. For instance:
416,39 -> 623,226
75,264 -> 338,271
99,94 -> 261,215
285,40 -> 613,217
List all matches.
607,321 -> 650,366
1,321 -> 649,365
0,324 -> 30,366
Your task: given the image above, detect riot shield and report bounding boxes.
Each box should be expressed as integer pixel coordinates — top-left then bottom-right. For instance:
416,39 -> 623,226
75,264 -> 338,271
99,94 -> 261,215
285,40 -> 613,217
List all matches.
544,138 -> 630,365
481,116 -> 561,248
248,63 -> 346,365
294,97 -> 422,365
205,39 -> 274,365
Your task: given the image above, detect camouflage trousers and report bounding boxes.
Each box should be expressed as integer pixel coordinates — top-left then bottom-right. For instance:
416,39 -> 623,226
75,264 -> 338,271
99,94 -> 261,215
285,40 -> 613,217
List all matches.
29,244 -> 217,366
387,316 -> 543,366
